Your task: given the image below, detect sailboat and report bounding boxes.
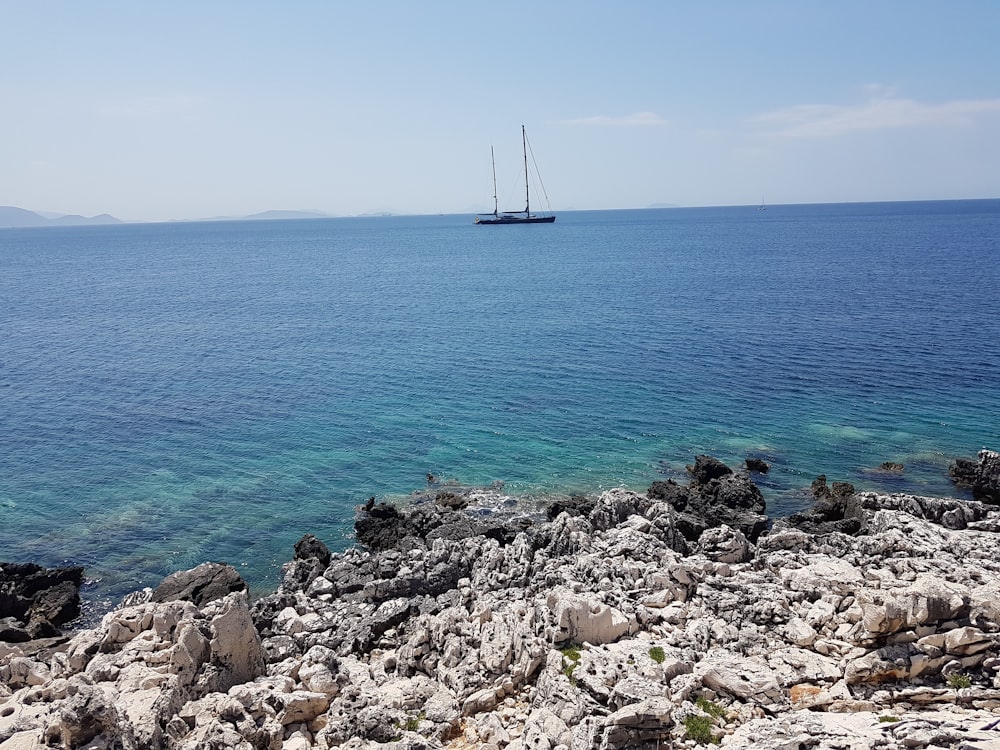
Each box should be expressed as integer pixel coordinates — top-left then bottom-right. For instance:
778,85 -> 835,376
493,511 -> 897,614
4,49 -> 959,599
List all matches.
475,125 -> 555,224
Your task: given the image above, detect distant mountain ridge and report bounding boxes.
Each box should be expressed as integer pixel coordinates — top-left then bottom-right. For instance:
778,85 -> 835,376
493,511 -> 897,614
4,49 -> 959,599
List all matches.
0,206 -> 122,228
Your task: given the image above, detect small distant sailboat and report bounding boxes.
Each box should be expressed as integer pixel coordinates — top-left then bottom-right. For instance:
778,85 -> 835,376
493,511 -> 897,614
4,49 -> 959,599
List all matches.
475,125 -> 555,225
758,195 -> 767,211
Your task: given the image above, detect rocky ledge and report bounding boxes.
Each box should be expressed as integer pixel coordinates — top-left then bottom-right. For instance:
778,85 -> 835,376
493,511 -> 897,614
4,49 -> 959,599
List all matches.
2,451 -> 1000,750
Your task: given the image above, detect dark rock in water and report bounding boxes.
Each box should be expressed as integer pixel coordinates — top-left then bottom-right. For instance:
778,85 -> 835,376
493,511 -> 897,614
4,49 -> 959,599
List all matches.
647,479 -> 690,508
283,534 -> 333,592
949,458 -> 978,490
711,473 -> 767,511
696,474 -> 769,542
355,501 -> 408,551
687,455 -> 734,485
745,457 -> 770,474
777,475 -> 866,535
879,461 -> 904,473
950,450 -> 1000,505
355,496 -> 520,553
546,493 -> 597,520
151,561 -> 247,606
27,580 -> 81,628
811,474 -> 856,501
650,459 -> 768,542
0,562 -> 84,641
294,533 -> 331,566
978,450 -> 1000,504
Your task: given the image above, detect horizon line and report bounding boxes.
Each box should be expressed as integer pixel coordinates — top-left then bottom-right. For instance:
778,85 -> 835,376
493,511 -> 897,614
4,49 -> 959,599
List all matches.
3,196 -> 999,228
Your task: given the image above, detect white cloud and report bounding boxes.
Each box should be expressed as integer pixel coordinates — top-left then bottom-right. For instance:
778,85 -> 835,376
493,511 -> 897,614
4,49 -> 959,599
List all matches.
565,112 -> 667,127
753,95 -> 1000,138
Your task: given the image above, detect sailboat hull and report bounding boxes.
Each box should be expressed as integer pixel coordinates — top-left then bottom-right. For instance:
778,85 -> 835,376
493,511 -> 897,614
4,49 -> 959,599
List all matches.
475,214 -> 555,225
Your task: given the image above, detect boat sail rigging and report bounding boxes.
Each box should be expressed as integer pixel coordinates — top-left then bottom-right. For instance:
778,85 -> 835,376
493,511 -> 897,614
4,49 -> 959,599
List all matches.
475,125 -> 555,225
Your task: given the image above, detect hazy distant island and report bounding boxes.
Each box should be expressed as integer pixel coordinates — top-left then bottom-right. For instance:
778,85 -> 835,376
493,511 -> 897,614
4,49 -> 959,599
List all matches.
200,209 -> 335,222
0,205 -> 122,228
0,206 -> 344,228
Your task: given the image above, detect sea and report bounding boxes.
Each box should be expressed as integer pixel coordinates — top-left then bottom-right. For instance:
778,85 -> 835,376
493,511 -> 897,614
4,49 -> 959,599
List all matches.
2,200 -> 999,618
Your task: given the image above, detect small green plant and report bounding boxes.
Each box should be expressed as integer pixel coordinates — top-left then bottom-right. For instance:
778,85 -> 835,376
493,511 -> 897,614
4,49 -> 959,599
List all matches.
561,643 -> 582,684
878,715 -> 900,723
695,696 -> 726,719
648,645 -> 665,664
947,672 -> 972,690
682,714 -> 719,745
399,711 -> 425,732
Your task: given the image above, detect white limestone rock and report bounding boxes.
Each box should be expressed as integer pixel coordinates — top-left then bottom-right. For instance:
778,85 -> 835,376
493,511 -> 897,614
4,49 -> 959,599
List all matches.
857,575 -> 971,635
518,706 -> 572,750
779,555 -> 864,598
767,647 -> 842,686
695,651 -> 784,705
276,690 -> 330,725
698,524 -> 752,564
598,697 -> 673,750
782,617 -> 818,647
545,588 -> 630,646
943,626 -> 994,655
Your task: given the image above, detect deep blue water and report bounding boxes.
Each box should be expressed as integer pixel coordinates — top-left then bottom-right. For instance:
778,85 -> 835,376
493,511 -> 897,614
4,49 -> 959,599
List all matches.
2,201 -> 999,612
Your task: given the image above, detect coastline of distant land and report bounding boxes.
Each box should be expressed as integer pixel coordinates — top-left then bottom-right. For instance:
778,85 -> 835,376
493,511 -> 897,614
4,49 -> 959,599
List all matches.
0,206 -> 342,228
0,205 -> 123,228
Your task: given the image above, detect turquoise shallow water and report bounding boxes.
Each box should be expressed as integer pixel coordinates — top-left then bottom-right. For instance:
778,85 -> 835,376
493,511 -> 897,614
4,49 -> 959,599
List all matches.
2,201 -> 999,612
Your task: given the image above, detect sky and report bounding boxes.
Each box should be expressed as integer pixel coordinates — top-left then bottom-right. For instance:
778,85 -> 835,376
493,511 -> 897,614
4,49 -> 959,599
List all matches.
2,1 -> 999,222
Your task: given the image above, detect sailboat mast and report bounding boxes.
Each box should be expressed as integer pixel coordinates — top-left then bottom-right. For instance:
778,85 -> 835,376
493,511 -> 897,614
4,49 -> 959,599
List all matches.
522,124 -> 530,215
491,146 -> 498,217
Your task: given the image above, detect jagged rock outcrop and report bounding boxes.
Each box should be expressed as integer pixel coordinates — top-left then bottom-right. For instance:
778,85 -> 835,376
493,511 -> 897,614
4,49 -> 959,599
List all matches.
951,449 -> 1000,504
0,563 -> 83,644
0,589 -> 263,749
3,457 -> 1000,749
356,486 -> 526,553
151,561 -> 247,606
777,474 -> 867,535
645,456 -> 769,544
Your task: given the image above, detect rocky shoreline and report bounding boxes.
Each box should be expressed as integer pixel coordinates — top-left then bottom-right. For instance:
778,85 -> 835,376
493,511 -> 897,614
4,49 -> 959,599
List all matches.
2,450 -> 1000,749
